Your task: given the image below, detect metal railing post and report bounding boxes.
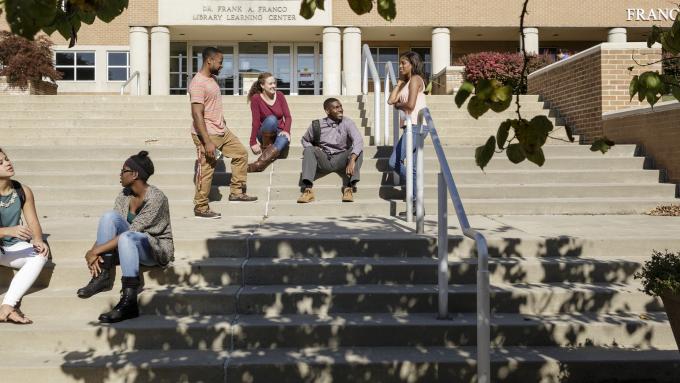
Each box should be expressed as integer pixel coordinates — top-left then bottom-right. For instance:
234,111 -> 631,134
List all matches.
361,44 -> 381,146
405,115 -> 413,222
416,124 -> 425,233
437,172 -> 448,319
475,234 -> 491,383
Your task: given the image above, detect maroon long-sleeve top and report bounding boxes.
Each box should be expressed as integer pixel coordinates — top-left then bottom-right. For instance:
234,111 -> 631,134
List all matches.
249,91 -> 292,146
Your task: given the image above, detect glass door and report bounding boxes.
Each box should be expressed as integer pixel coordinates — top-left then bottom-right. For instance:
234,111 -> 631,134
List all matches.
239,42 -> 269,95
189,45 -> 237,95
270,44 -> 292,95
295,44 -> 317,95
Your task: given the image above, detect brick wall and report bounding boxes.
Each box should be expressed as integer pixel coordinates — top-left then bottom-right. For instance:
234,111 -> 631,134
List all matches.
0,77 -> 57,95
604,102 -> 680,183
431,66 -> 465,95
527,43 -> 662,142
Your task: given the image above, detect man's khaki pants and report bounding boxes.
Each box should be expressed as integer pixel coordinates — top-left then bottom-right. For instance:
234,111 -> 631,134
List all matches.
192,131 -> 248,211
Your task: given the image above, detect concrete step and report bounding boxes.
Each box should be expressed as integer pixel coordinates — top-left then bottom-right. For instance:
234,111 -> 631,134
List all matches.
236,282 -> 662,315
10,156 -> 650,173
15,168 -> 664,188
4,312 -> 672,353
16,256 -> 646,290
2,346 -> 676,383
224,346 -> 680,383
28,183 -> 675,202
0,118 -> 564,129
1,144 -> 640,159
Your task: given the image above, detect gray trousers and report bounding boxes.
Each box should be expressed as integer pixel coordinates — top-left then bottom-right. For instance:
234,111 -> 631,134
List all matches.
301,146 -> 363,187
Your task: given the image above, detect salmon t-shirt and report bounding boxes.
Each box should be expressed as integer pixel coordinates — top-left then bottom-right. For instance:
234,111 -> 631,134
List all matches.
189,72 -> 225,136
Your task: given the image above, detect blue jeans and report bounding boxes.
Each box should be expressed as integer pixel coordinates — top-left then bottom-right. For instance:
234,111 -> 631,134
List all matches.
97,211 -> 158,277
389,127 -> 421,201
257,115 -> 290,152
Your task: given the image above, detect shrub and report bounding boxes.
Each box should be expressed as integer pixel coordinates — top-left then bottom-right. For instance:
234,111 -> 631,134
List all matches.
634,250 -> 680,297
0,31 -> 62,89
462,51 -> 553,94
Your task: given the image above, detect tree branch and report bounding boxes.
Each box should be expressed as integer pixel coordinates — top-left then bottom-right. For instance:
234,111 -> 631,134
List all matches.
516,0 -> 531,122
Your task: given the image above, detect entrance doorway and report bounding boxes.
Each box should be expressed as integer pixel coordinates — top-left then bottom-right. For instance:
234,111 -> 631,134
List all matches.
183,42 -> 321,95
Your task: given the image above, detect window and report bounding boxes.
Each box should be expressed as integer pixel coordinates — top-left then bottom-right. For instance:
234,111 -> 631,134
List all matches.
369,47 -> 399,79
411,47 -> 432,78
107,51 -> 129,81
170,42 -> 188,95
55,51 -> 95,81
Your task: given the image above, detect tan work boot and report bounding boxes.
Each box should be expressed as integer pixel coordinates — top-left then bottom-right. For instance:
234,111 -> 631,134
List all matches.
297,188 -> 315,203
342,187 -> 354,202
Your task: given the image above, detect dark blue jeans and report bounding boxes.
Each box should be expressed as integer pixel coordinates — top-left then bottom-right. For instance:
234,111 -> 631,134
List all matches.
257,115 -> 290,152
389,127 -> 421,201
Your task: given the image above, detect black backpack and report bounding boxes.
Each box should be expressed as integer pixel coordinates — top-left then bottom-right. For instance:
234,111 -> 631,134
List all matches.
311,119 -> 322,147
11,180 -> 26,209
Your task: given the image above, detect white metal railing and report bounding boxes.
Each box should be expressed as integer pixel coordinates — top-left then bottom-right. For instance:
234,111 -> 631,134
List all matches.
361,44 -> 382,145
403,108 -> 491,383
341,70 -> 347,95
384,62 -> 399,149
120,70 -> 140,96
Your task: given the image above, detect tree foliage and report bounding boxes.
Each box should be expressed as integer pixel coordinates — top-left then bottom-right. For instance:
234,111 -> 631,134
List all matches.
300,0 -> 396,21
0,0 -> 128,47
635,250 -> 680,297
0,30 -> 62,88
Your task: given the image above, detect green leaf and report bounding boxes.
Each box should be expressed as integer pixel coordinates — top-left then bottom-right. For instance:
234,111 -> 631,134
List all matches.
672,85 -> 680,102
455,81 -> 474,108
590,137 -> 616,154
646,91 -> 660,108
529,115 -> 554,136
489,96 -> 512,113
467,95 -> 490,119
5,0 -> 58,38
475,79 -> 494,101
506,143 -> 526,164
475,136 -> 496,170
629,75 -> 639,101
95,0 -> 128,23
348,0 -> 372,15
78,9 -> 96,25
314,0 -> 325,11
299,0 -> 316,19
496,120 -> 511,149
491,85 -> 513,103
377,0 -> 396,21
526,147 -> 545,167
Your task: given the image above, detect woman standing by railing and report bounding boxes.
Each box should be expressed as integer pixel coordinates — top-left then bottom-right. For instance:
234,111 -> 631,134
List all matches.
387,51 -> 428,205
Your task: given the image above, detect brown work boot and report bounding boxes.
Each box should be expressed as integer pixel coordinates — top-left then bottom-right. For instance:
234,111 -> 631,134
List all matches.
194,207 -> 222,219
228,193 -> 258,202
297,188 -> 315,203
247,145 -> 280,172
342,187 -> 354,202
261,132 -> 276,151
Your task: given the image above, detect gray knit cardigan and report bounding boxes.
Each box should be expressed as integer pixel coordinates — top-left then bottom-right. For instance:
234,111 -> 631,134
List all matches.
113,185 -> 174,266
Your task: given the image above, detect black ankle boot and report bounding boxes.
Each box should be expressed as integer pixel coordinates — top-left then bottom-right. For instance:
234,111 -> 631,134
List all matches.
98,276 -> 140,323
77,256 -> 114,298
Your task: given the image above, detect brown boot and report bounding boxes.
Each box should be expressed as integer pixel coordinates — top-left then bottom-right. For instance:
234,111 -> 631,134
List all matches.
342,187 -> 354,202
297,188 -> 315,203
261,131 -> 276,151
247,145 -> 280,172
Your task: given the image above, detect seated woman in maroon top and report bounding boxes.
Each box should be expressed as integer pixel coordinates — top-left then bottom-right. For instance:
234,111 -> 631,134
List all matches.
246,72 -> 292,172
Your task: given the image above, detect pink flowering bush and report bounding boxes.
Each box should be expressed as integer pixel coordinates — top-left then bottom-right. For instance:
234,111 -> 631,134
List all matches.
462,52 -> 553,93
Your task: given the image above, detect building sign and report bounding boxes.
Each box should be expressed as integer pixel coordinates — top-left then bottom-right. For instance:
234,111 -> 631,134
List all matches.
159,0 -> 332,26
626,8 -> 678,21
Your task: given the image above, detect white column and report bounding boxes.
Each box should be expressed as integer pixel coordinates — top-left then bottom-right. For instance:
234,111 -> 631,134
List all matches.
323,27 -> 341,96
520,27 -> 539,55
129,26 -> 149,95
150,26 -> 170,95
342,27 -> 362,95
608,27 -> 627,43
431,27 -> 451,76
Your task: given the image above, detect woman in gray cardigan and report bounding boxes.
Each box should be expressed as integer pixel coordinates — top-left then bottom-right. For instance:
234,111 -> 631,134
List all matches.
77,151 -> 174,323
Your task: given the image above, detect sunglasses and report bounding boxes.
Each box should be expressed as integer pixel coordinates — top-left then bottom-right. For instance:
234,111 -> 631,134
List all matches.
120,169 -> 135,175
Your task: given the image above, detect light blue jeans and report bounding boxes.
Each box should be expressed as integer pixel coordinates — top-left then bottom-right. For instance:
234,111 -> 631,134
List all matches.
389,127 -> 421,201
257,114 -> 290,152
97,211 -> 158,277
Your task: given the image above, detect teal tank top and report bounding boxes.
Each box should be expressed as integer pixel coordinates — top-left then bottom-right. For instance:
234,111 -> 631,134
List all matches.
0,190 -> 22,247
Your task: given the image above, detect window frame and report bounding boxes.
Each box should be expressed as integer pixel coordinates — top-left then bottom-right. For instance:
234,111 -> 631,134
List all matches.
54,50 -> 96,82
106,51 -> 130,83
369,46 -> 399,80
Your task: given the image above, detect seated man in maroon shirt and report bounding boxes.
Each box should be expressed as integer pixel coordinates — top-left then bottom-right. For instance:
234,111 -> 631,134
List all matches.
298,98 -> 364,203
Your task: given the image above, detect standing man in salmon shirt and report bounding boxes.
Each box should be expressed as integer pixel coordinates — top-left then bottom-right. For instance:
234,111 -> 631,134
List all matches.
189,47 -> 257,219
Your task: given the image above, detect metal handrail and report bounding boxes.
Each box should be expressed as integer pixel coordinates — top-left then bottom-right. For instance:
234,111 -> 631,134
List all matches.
120,70 -> 140,96
403,108 -> 491,383
384,62 -> 399,149
341,70 -> 347,95
361,44 -> 382,145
